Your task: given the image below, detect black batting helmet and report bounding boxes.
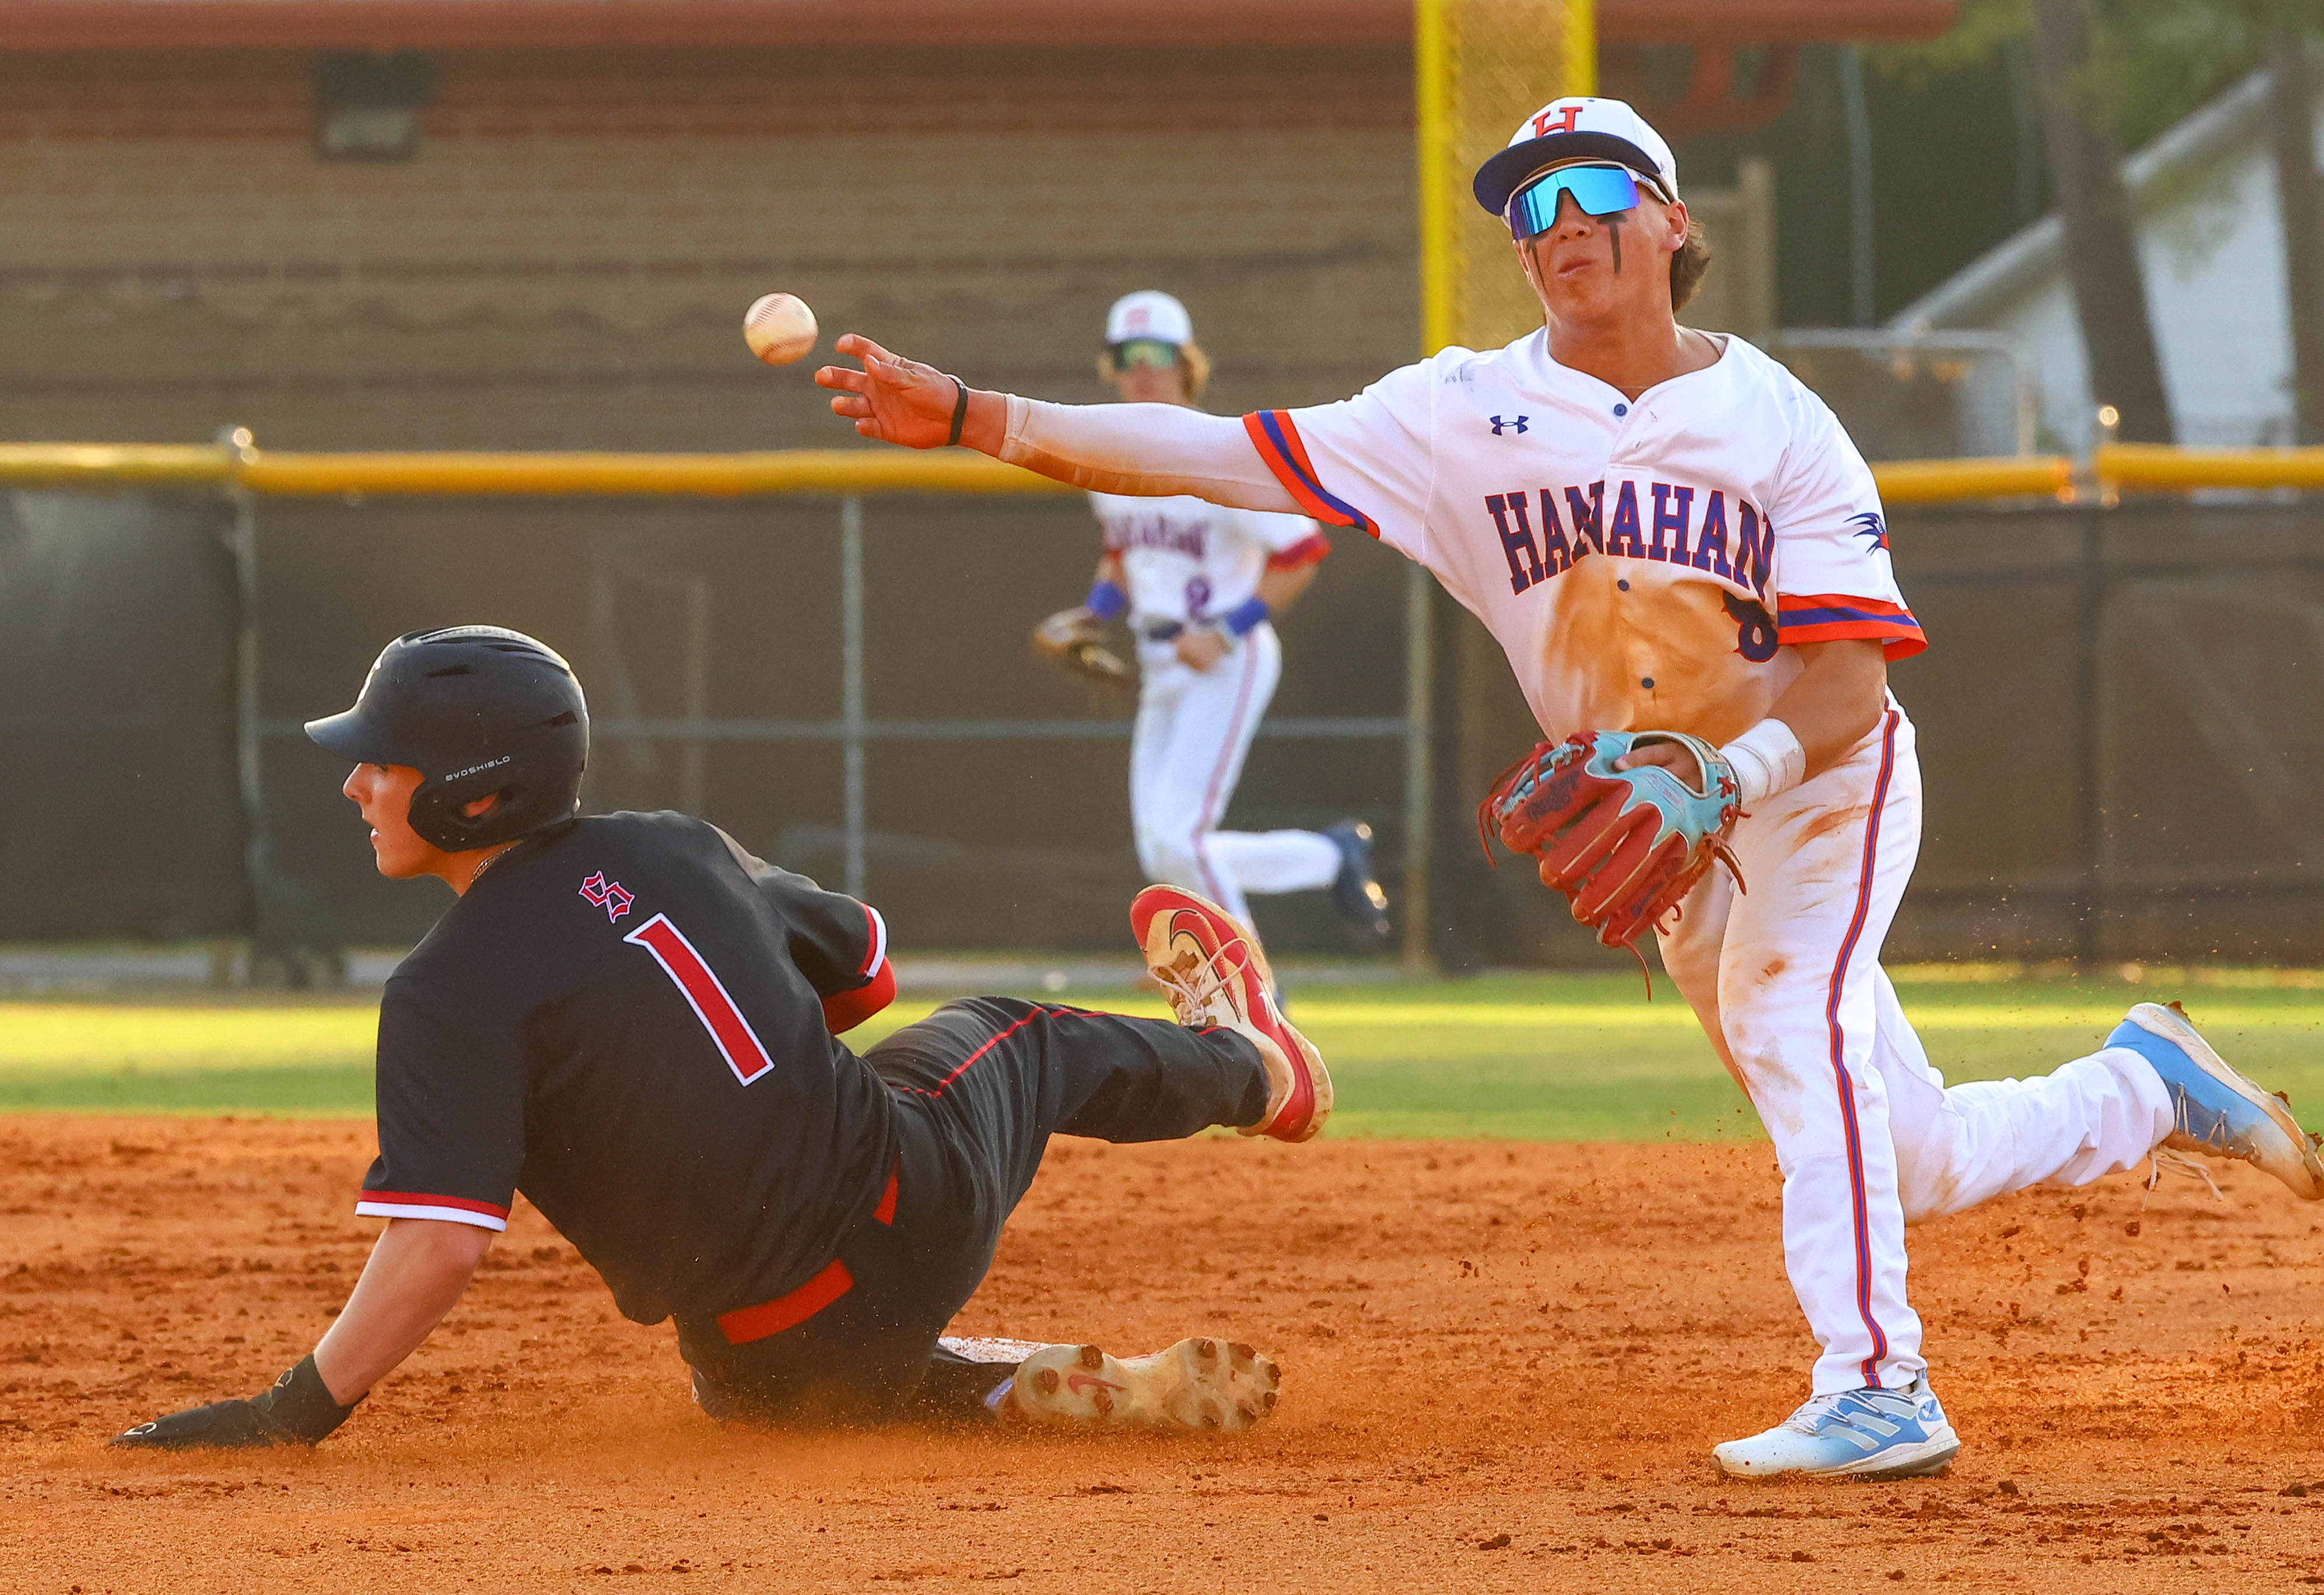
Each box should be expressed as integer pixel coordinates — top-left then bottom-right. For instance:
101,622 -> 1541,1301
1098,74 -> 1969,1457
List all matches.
305,626 -> 589,852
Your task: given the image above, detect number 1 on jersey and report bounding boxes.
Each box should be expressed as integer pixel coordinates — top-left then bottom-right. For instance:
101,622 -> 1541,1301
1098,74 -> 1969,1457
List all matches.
622,913 -> 776,1085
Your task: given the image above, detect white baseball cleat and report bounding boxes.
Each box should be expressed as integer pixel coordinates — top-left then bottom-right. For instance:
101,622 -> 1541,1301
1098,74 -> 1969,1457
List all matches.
1129,885 -> 1331,1141
1713,1377 -> 1961,1480
1003,1337 -> 1282,1433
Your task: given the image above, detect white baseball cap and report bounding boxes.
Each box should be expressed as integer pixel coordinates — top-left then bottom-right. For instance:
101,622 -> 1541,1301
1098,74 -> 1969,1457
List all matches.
1471,96 -> 1680,217
1105,290 -> 1193,347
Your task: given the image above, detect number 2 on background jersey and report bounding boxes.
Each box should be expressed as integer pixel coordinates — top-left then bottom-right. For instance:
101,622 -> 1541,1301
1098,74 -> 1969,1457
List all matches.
622,913 -> 776,1085
1184,576 -> 1212,620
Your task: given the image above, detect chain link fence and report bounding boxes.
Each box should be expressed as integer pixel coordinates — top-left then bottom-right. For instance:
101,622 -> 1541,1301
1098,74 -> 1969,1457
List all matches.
16,481 -> 2324,967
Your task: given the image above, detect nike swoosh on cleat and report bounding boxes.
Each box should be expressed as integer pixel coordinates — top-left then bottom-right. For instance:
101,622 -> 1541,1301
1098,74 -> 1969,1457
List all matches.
1065,1373 -> 1125,1397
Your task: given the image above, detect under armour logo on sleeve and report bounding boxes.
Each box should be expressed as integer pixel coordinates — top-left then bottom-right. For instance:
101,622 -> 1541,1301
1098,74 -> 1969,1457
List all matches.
1490,416 -> 1529,435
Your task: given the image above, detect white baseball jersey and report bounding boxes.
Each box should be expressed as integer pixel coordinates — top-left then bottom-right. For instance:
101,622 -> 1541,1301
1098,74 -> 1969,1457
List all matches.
1235,329 -> 2179,1406
1088,485 -> 1341,936
1088,492 -> 1329,635
1241,332 -> 1922,747
1240,329 -> 2168,1409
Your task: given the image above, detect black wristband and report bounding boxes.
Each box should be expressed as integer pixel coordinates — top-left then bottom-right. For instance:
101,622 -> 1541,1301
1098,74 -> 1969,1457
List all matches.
252,1354 -> 361,1444
946,375 -> 969,448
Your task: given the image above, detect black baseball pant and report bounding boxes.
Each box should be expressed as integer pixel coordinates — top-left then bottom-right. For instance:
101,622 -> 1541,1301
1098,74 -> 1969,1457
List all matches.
676,998 -> 1270,1424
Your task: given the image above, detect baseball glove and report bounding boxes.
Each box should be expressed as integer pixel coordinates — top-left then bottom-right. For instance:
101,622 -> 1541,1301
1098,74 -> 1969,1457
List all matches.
1477,728 -> 1744,956
1032,605 -> 1135,689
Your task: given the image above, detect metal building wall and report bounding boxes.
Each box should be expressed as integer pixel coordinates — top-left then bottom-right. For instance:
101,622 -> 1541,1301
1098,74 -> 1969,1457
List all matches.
0,46 -> 1418,451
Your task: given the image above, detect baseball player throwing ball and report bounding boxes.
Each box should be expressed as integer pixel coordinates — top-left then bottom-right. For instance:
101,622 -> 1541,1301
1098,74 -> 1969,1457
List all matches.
1036,290 -> 1391,946
112,626 -> 1326,1450
818,96 -> 2324,1479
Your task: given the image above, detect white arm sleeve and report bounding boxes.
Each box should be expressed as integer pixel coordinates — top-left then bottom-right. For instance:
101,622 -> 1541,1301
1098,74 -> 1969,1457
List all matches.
998,396 -> 1302,512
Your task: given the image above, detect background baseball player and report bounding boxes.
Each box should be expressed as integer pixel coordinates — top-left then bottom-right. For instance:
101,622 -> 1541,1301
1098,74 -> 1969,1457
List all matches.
1034,290 -> 1392,950
817,96 -> 2324,1480
111,626 -> 1326,1449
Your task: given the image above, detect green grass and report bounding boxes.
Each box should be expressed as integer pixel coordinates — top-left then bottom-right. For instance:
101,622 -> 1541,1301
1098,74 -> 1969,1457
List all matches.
5,970 -> 2324,1140
0,999 -> 382,1115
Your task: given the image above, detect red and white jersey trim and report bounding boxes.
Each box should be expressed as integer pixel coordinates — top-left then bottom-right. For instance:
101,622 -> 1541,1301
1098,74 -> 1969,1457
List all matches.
355,1190 -> 511,1231
859,902 -> 889,979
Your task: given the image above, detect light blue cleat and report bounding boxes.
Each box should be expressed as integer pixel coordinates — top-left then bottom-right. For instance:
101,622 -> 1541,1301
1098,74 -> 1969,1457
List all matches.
2109,1002 -> 2324,1200
1713,1378 -> 1960,1480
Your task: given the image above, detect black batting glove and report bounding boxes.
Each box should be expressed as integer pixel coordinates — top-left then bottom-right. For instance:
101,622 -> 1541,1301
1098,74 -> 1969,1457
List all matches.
112,1355 -> 361,1450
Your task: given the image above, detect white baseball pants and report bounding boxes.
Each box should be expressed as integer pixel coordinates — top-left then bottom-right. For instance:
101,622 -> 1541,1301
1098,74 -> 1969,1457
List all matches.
1129,624 -> 1341,928
1656,700 -> 2174,1396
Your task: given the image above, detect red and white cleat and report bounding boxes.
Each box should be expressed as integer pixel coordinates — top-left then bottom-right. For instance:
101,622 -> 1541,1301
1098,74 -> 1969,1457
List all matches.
1129,885 -> 1331,1142
1004,1337 -> 1283,1433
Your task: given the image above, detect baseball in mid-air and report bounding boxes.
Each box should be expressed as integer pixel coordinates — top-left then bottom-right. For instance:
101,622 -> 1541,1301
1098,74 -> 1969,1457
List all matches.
743,293 -> 818,366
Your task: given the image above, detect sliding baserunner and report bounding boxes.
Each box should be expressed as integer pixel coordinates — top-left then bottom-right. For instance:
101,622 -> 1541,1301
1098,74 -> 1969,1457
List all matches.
114,626 -> 1327,1449
816,96 -> 2324,1478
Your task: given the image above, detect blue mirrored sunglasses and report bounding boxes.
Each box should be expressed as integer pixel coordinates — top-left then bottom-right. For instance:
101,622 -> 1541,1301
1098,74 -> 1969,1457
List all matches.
1110,338 -> 1181,371
1505,164 -> 1648,241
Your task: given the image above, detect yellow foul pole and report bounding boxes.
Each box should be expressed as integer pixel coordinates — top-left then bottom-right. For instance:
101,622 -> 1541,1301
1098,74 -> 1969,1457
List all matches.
1567,0 -> 1597,96
1414,0 -> 1456,358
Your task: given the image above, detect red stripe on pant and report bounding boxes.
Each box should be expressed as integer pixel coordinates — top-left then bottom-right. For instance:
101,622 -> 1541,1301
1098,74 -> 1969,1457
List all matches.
716,1162 -> 900,1345
1825,707 -> 1902,1389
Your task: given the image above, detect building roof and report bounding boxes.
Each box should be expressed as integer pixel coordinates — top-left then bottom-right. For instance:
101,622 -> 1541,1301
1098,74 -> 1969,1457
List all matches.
0,0 -> 1956,52
1891,64 -> 2281,330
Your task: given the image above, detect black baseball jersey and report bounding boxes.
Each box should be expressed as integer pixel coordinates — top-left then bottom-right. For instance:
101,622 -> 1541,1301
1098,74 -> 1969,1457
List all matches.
355,811 -> 899,1327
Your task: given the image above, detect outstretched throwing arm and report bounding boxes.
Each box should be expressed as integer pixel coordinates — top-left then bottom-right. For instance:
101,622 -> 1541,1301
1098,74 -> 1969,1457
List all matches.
815,334 -> 1300,511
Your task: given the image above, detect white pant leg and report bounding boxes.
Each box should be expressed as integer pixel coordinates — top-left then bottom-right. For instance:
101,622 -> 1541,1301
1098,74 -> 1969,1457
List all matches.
1129,663 -> 1187,883
1202,829 -> 1342,895
1131,626 -> 1283,926
1660,704 -> 1925,1396
1664,721 -> 2178,1396
1870,967 -> 2172,1223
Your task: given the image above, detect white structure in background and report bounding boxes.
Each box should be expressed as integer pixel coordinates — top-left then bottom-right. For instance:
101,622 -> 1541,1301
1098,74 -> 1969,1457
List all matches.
1763,327 -> 2040,461
1893,60 -> 2323,456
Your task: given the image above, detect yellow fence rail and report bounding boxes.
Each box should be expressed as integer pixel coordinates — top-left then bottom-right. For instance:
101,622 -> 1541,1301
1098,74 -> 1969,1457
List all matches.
0,443 -> 235,487
3,442 -> 2324,504
1874,455 -> 2073,505
0,445 -> 1073,498
2094,443 -> 2324,494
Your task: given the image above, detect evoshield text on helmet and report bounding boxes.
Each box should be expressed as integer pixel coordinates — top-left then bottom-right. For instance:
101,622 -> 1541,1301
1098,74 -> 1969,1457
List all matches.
304,625 -> 589,852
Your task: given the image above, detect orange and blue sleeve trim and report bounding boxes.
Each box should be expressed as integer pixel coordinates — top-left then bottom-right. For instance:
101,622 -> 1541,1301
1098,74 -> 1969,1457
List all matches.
1776,593 -> 1927,661
1265,533 -> 1332,570
1242,411 -> 1377,537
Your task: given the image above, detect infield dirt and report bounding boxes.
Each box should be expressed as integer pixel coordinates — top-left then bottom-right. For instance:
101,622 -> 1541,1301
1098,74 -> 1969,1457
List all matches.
3,1116 -> 2322,1593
